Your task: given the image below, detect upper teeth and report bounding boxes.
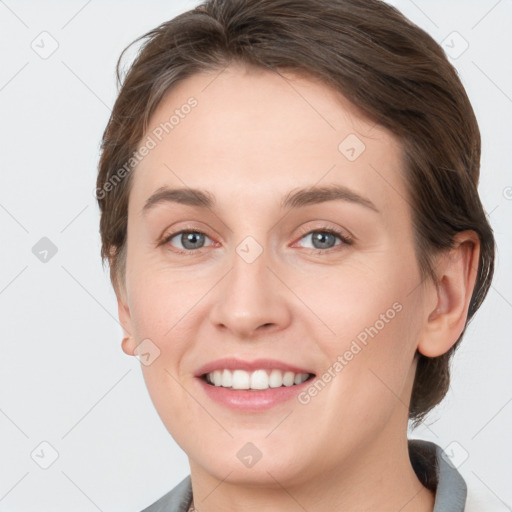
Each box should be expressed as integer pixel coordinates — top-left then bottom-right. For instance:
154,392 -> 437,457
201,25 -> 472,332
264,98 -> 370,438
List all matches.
205,369 -> 310,390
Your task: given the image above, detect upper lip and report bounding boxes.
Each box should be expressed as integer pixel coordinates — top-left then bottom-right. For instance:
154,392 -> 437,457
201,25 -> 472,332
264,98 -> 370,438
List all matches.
194,358 -> 315,377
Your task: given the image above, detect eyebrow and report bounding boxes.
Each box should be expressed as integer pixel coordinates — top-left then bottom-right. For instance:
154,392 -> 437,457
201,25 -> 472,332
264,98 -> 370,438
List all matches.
141,184 -> 379,215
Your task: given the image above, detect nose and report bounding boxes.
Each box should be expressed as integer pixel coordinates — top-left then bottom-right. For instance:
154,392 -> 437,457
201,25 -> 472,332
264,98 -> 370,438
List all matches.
208,246 -> 292,339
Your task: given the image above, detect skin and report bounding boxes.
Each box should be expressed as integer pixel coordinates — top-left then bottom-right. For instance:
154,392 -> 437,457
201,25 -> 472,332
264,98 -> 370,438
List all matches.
116,63 -> 480,512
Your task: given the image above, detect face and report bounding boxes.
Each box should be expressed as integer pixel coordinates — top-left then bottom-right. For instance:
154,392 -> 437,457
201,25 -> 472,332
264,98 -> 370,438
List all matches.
119,64 -> 431,486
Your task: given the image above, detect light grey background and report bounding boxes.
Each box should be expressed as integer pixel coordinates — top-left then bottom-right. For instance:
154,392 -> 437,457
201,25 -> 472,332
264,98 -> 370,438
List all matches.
0,1 -> 511,510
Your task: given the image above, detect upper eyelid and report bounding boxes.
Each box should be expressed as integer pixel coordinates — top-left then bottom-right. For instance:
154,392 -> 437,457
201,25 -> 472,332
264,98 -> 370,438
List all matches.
292,228 -> 352,247
163,224 -> 347,239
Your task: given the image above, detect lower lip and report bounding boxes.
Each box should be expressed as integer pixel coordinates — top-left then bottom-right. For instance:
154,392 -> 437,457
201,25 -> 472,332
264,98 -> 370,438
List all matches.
196,376 -> 314,412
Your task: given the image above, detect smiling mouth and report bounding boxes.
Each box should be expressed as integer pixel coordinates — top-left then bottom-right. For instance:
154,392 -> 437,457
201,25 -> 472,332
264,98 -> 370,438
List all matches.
201,369 -> 316,390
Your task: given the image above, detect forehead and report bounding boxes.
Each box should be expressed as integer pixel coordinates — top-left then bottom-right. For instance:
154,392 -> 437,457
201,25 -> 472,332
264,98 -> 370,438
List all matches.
129,64 -> 408,219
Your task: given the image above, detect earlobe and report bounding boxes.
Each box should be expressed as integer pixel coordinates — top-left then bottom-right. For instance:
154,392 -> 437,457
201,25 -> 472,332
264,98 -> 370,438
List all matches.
417,231 -> 480,358
116,287 -> 137,356
121,336 -> 137,356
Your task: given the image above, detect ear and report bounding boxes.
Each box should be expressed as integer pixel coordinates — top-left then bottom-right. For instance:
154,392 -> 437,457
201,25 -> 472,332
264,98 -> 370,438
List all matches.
417,230 -> 481,357
116,284 -> 137,357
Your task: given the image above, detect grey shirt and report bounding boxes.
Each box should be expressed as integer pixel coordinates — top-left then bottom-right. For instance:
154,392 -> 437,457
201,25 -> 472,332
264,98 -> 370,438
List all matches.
141,439 -> 467,512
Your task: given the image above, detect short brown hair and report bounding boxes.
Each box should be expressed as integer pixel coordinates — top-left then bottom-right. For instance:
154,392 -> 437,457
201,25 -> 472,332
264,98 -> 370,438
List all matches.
96,0 -> 495,426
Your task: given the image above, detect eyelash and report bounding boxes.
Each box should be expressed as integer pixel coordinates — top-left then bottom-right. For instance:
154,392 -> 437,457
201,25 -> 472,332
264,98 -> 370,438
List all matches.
159,225 -> 353,255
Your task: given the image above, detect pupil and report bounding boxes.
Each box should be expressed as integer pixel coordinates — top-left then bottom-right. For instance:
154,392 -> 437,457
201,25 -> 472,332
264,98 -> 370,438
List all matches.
182,232 -> 204,249
313,232 -> 334,249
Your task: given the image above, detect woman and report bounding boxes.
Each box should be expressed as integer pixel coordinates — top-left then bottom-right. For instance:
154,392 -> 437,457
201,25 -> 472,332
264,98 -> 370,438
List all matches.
96,0 -> 495,510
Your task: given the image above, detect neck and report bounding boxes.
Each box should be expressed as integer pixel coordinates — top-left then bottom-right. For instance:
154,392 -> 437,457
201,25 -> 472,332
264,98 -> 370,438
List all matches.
188,416 -> 435,512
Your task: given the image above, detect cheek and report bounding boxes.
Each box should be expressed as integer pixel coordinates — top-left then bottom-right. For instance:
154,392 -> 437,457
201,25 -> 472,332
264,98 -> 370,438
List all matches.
127,260 -> 197,337
303,258 -> 420,400
296,258 -> 411,341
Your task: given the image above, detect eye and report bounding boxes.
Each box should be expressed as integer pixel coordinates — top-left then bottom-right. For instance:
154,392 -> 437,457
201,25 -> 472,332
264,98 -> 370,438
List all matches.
294,227 -> 353,252
161,229 -> 215,253
160,226 -> 353,255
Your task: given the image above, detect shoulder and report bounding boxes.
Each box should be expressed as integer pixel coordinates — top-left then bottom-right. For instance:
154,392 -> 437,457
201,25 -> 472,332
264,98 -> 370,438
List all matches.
140,475 -> 192,512
409,438 -> 503,512
409,438 -> 467,511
